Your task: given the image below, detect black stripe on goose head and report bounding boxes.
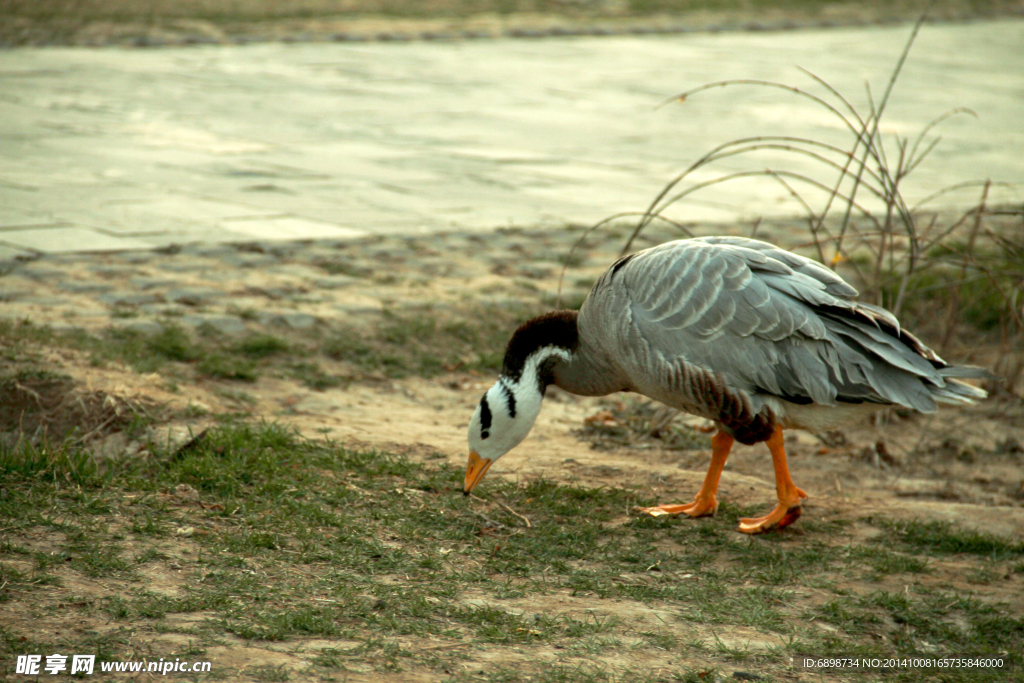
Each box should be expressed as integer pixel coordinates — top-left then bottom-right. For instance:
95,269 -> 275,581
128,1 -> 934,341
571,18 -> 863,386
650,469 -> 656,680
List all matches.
501,310 -> 579,387
478,395 -> 492,439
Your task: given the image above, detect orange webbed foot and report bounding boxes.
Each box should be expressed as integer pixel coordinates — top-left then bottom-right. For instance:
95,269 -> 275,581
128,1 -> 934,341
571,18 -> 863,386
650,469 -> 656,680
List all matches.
640,495 -> 718,519
737,488 -> 807,534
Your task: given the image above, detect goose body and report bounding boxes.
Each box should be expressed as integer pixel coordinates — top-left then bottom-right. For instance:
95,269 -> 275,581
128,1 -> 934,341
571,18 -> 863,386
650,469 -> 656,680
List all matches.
464,236 -> 988,533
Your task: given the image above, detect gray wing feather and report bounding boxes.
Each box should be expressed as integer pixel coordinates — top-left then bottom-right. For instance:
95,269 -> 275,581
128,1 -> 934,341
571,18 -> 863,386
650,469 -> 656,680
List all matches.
696,236 -> 858,298
605,237 -> 966,413
829,317 -> 935,377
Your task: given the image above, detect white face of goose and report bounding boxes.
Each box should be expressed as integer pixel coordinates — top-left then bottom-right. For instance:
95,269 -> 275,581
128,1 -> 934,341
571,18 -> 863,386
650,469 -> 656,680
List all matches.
463,347 -> 571,495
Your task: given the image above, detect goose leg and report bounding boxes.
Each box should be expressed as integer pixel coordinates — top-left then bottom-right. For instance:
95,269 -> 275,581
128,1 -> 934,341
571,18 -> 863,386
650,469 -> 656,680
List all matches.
640,430 -> 733,518
738,427 -> 807,534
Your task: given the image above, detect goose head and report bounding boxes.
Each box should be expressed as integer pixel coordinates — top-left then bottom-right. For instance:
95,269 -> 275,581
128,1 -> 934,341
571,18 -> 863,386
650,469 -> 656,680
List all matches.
463,311 -> 578,495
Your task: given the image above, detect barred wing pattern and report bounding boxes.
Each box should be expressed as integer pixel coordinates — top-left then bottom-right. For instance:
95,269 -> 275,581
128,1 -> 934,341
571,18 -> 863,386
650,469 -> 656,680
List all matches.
605,237 -> 984,416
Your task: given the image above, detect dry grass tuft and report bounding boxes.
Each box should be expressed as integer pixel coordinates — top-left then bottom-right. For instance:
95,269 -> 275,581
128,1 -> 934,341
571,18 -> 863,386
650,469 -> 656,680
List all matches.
0,368 -> 158,448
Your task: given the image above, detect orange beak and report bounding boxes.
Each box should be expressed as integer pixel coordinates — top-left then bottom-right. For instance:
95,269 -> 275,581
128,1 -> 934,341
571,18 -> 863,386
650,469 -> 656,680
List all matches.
463,451 -> 493,495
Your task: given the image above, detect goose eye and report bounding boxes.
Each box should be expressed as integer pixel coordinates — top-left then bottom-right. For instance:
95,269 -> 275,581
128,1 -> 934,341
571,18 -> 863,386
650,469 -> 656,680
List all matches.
481,430 -> 490,439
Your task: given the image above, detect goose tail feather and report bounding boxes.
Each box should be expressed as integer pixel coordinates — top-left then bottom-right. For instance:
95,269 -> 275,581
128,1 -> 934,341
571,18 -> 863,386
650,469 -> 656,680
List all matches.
932,365 -> 991,404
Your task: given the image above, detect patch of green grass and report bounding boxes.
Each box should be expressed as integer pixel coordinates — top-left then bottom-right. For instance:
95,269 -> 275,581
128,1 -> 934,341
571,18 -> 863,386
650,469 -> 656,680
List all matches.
196,352 -> 258,381
69,543 -> 134,578
287,361 -> 343,390
129,512 -> 168,538
2,423 -> 1022,681
847,544 -> 930,578
313,258 -> 372,278
809,587 -> 1024,678
812,596 -> 883,636
146,325 -> 200,362
3,302 -> 541,388
871,517 -> 1024,559
103,595 -> 132,620
322,304 -> 540,378
729,537 -> 839,584
0,624 -> 62,657
0,439 -> 102,483
2,321 -> 273,386
4,300 -> 545,386
0,322 -> 195,374
0,318 -> 57,353
232,333 -> 291,359
248,664 -> 291,681
222,604 -> 348,640
640,630 -> 678,650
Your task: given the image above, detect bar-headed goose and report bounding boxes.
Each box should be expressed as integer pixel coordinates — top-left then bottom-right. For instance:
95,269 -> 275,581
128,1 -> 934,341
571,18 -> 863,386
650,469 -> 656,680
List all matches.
463,236 -> 988,533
